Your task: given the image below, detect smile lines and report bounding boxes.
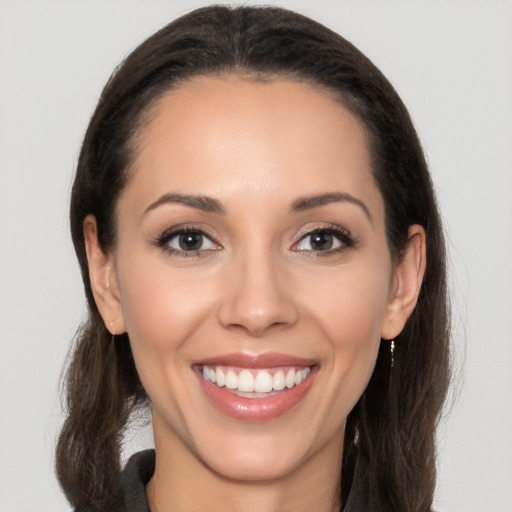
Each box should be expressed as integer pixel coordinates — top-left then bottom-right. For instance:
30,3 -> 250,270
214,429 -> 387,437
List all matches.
201,366 -> 311,394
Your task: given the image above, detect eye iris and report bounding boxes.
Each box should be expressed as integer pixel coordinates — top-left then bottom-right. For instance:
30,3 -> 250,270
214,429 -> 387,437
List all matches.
179,232 -> 202,251
310,232 -> 333,251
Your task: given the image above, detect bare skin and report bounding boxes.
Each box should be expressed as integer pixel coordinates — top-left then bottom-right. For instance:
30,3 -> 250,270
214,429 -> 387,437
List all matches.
84,75 -> 426,512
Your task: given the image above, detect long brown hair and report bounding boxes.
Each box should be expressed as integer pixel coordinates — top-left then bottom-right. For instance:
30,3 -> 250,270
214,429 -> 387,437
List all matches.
57,6 -> 450,511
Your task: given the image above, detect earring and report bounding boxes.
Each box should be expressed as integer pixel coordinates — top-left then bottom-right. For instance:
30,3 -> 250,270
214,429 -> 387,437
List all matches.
390,340 -> 395,368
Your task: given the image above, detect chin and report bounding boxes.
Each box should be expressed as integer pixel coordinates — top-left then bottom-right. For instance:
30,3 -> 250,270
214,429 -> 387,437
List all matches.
197,434 -> 313,482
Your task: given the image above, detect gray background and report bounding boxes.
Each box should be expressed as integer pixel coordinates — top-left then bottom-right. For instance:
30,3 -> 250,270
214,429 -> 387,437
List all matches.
0,1 -> 511,511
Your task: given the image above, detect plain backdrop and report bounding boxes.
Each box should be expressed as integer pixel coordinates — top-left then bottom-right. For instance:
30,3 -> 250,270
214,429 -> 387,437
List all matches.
0,1 -> 511,511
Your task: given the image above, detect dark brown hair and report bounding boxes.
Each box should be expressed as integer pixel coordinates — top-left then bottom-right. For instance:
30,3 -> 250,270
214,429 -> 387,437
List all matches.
57,5 -> 450,511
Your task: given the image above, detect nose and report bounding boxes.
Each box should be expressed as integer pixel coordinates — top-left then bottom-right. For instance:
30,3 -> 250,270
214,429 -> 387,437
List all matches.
217,250 -> 299,336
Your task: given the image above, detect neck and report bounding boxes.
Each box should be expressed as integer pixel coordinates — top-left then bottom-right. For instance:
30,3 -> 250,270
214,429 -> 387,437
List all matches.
146,416 -> 344,512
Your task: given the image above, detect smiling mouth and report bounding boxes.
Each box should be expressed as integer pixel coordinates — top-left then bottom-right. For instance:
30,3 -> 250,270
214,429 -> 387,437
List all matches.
193,353 -> 317,421
200,365 -> 312,397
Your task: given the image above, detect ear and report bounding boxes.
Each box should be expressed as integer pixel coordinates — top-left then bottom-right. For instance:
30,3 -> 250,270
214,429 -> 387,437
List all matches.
83,214 -> 126,335
381,224 -> 426,340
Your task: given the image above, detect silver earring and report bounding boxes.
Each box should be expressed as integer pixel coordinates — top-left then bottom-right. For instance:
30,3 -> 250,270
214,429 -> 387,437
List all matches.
390,340 -> 395,368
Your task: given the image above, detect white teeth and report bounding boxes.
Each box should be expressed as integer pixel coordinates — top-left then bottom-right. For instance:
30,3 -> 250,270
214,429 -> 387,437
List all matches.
216,367 -> 225,387
201,365 -> 312,393
238,369 -> 255,392
254,371 -> 273,393
272,370 -> 286,391
225,370 -> 238,389
285,369 -> 295,389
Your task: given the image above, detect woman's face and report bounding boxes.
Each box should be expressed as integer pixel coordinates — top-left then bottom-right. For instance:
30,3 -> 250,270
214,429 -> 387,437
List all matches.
93,76 -> 414,481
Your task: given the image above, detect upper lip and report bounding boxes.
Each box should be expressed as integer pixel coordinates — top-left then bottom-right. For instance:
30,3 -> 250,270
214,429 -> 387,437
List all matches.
193,352 -> 317,368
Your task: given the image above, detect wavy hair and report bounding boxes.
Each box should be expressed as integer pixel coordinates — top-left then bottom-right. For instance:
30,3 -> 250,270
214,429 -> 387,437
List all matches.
56,6 -> 450,511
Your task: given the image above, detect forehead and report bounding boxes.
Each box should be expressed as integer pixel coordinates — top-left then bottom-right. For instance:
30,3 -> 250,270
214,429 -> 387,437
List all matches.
124,74 -> 383,219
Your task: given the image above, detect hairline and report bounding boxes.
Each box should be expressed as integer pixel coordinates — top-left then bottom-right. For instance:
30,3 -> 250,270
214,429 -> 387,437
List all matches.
113,69 -> 387,248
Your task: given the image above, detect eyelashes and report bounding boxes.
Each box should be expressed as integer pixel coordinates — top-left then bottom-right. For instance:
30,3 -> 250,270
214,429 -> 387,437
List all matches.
154,223 -> 356,258
155,226 -> 221,258
292,225 -> 355,256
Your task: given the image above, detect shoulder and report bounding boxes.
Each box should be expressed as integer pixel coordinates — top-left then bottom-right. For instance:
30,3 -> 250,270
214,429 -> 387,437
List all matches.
111,449 -> 155,512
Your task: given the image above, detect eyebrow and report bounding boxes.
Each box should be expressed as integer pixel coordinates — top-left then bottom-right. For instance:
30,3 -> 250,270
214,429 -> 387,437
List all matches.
290,192 -> 372,222
143,191 -> 371,221
144,193 -> 225,215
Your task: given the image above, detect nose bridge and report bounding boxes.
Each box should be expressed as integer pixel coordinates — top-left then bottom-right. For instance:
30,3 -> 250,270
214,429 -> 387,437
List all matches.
217,239 -> 298,335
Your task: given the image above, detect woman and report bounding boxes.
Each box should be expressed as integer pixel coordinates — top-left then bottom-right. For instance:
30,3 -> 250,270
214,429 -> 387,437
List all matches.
56,5 -> 450,512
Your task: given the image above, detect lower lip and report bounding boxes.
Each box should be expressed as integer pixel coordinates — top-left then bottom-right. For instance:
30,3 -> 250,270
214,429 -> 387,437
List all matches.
196,367 -> 317,422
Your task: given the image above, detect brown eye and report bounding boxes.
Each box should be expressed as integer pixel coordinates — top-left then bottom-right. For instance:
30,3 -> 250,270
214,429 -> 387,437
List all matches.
293,227 -> 353,254
309,232 -> 335,251
158,228 -> 220,255
178,232 -> 204,251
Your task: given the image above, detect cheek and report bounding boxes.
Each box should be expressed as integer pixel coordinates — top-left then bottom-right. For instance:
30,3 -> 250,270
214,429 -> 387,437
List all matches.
304,261 -> 391,342
116,251 -> 218,362
301,260 -> 390,400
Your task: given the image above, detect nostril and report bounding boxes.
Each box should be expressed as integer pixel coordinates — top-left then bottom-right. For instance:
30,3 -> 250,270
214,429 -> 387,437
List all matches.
218,303 -> 299,336
216,261 -> 299,334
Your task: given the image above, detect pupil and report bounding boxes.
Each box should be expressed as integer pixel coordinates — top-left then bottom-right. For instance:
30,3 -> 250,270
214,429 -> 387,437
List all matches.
179,233 -> 202,251
311,232 -> 333,251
